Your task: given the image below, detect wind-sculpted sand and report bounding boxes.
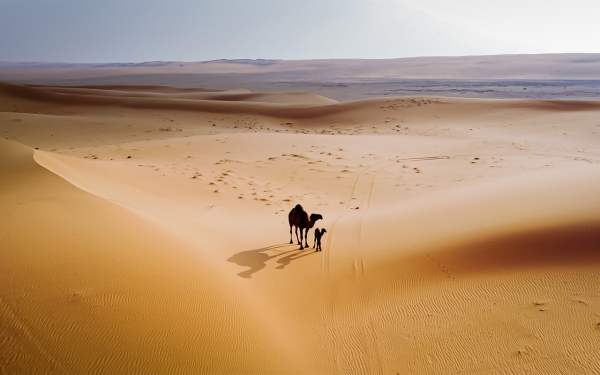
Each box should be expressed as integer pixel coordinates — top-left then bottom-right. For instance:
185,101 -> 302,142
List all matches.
1,81 -> 600,374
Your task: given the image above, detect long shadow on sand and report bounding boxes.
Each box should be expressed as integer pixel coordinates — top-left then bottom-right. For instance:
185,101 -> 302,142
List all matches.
228,244 -> 318,278
275,250 -> 316,270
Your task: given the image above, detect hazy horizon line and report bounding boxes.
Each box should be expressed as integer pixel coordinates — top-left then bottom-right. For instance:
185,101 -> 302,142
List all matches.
2,52 -> 600,66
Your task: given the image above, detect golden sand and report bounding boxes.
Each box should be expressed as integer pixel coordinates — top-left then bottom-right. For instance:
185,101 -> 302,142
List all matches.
1,82 -> 599,374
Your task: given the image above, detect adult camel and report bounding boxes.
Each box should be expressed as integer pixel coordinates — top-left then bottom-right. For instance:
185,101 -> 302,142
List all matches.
288,204 -> 323,250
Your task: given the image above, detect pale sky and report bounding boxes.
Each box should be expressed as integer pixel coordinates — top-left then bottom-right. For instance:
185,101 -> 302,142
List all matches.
0,0 -> 598,62
400,0 -> 600,54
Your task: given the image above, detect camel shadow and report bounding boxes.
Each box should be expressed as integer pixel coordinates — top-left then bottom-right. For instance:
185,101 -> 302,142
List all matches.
227,244 -> 299,278
276,249 -> 317,270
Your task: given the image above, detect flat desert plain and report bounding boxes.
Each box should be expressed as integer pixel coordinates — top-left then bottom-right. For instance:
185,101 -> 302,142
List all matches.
1,61 -> 600,374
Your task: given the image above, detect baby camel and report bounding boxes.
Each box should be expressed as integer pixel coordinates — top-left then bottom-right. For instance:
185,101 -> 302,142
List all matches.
288,204 -> 323,250
313,228 -> 327,252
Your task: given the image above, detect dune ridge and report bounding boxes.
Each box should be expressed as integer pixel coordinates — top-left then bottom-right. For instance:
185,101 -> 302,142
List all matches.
2,81 -> 599,124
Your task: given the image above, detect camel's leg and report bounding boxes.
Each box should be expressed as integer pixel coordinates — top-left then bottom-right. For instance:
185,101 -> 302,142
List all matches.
304,228 -> 309,248
299,228 -> 304,250
289,224 -> 293,244
295,227 -> 301,245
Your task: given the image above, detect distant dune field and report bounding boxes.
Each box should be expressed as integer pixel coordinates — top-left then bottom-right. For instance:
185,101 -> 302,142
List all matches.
1,79 -> 600,374
3,54 -> 600,79
2,54 -> 600,101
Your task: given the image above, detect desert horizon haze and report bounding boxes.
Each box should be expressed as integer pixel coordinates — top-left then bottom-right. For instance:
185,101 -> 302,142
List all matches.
1,0 -> 599,63
1,0 -> 600,374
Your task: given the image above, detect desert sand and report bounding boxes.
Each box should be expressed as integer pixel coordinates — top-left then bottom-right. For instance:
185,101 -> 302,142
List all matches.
1,77 -> 600,374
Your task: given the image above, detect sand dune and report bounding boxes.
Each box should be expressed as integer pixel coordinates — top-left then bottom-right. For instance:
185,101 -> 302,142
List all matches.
2,82 -> 598,126
30,85 -> 337,105
1,81 -> 600,374
0,138 -> 301,374
4,55 -> 600,103
3,54 -> 600,80
0,82 -> 337,113
30,84 -> 225,93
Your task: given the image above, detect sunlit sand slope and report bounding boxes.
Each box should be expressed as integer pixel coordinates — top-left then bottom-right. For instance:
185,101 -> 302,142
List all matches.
2,81 -> 600,374
0,139 -> 299,374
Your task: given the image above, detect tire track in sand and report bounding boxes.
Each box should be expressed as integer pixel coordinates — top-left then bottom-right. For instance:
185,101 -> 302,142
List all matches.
320,164 -> 365,375
323,155 -> 451,374
324,155 -> 450,272
354,172 -> 375,282
322,165 -> 364,275
354,172 -> 384,374
322,161 -> 391,374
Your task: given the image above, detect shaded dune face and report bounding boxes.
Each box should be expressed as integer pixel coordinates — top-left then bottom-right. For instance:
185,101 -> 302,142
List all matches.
27,85 -> 337,105
370,222 -> 600,287
1,81 -> 600,374
0,82 -> 339,114
430,223 -> 600,275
